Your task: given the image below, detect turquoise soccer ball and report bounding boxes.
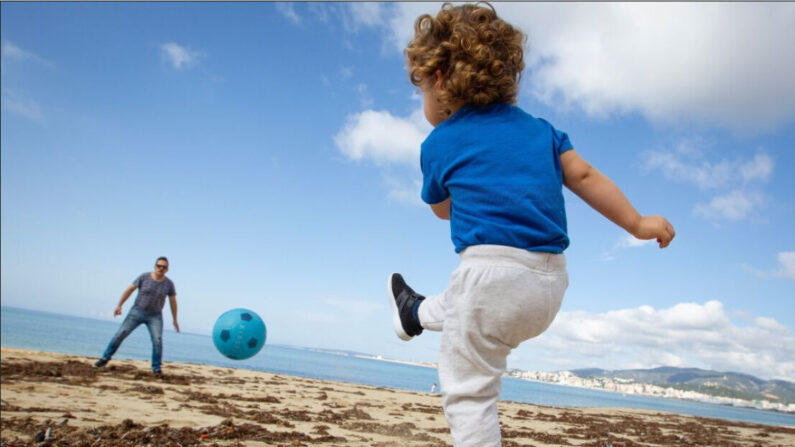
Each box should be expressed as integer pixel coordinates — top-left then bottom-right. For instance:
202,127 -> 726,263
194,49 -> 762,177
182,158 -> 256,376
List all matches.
212,308 -> 267,360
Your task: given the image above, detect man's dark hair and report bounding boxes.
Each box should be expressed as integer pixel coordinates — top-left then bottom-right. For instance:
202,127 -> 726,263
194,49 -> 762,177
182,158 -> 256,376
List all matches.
156,256 -> 169,265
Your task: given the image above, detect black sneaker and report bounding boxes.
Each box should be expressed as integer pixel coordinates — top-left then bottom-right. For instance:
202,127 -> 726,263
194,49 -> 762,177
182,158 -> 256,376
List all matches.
94,358 -> 108,368
152,370 -> 163,377
388,273 -> 425,341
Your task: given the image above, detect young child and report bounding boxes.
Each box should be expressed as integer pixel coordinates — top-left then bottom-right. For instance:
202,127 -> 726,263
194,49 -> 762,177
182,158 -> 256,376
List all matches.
388,3 -> 675,446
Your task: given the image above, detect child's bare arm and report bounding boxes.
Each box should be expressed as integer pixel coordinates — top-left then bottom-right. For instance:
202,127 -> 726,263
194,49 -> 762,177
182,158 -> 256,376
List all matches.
430,197 -> 451,220
561,150 -> 675,248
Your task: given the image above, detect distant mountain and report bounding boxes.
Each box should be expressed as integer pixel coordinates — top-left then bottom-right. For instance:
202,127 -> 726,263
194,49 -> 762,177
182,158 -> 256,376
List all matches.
569,367 -> 795,405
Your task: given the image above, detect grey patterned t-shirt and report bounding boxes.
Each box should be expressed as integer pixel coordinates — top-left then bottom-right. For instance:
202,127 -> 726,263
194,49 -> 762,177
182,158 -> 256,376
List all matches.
132,273 -> 176,315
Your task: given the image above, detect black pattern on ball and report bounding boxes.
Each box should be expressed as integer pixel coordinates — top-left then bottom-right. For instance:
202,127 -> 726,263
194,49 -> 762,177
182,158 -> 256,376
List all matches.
241,312 -> 252,321
248,338 -> 258,349
220,330 -> 230,342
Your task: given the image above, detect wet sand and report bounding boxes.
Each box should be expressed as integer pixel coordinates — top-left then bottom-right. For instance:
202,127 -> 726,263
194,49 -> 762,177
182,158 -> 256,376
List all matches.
1,348 -> 793,446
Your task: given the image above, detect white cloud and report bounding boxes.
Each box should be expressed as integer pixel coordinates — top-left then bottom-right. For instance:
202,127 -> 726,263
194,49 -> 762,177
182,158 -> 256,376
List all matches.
1,41 -> 53,66
644,144 -> 774,191
275,3 -> 301,24
334,107 -> 431,166
740,153 -> 774,182
694,189 -> 765,221
159,42 -> 202,70
330,3 -> 390,35
622,236 -> 652,248
601,235 -> 654,261
380,3 -> 430,52
755,317 -> 789,333
779,252 -> 795,279
528,300 -> 795,380
657,352 -> 686,368
643,142 -> 773,222
643,140 -> 735,190
2,91 -> 43,121
347,2 -> 386,28
366,3 -> 795,134
334,107 -> 430,202
659,301 -> 730,329
744,252 -> 795,280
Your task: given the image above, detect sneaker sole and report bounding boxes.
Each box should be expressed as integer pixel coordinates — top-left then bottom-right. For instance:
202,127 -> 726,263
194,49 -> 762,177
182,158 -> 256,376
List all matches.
388,274 -> 412,341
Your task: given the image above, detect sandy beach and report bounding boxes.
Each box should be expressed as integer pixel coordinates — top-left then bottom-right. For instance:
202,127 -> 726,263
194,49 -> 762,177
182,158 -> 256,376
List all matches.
1,348 -> 793,447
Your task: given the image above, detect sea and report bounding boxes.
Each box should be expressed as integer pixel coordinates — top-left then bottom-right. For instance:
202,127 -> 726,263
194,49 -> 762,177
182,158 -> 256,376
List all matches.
2,306 -> 793,428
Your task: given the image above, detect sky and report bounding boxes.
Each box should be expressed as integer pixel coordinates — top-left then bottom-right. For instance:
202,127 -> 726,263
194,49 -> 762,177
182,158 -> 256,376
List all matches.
2,2 -> 794,381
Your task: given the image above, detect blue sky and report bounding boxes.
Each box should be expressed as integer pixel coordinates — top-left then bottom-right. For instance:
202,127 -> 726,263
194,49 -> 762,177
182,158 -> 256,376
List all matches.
2,2 -> 794,381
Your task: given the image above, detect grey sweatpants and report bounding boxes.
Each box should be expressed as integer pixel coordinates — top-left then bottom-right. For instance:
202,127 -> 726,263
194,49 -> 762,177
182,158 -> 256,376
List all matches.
418,245 -> 568,447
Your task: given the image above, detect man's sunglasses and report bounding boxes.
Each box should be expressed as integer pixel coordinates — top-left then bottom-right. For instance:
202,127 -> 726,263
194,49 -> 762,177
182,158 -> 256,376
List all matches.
156,264 -> 168,269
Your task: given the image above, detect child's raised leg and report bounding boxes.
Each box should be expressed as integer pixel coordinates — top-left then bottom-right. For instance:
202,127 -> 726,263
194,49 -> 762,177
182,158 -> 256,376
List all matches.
416,279 -> 450,332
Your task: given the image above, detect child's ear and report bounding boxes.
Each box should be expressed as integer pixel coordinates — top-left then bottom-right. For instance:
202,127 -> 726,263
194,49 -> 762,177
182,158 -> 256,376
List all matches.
433,69 -> 444,87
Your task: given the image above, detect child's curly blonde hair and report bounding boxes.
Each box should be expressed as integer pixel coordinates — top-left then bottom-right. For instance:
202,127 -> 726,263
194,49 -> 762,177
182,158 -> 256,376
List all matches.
406,2 -> 525,118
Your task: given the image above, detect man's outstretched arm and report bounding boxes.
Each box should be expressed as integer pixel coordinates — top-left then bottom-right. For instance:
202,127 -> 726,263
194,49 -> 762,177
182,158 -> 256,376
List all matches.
114,284 -> 137,316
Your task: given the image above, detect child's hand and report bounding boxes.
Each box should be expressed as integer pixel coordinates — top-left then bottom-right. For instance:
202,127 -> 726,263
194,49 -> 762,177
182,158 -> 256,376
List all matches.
632,216 -> 675,248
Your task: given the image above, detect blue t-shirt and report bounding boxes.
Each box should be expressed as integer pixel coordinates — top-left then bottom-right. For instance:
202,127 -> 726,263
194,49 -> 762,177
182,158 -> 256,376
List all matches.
420,103 -> 573,253
132,273 -> 176,315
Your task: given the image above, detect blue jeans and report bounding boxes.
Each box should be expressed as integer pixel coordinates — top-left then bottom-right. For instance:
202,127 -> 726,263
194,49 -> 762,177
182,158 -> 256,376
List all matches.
100,307 -> 163,372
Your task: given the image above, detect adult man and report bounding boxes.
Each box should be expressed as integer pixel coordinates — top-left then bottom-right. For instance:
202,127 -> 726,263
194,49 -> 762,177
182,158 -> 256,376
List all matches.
94,257 -> 179,375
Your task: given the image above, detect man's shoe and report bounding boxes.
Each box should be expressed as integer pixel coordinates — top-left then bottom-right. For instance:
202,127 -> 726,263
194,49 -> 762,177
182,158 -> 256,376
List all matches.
152,370 -> 163,377
94,358 -> 108,368
388,273 -> 425,341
